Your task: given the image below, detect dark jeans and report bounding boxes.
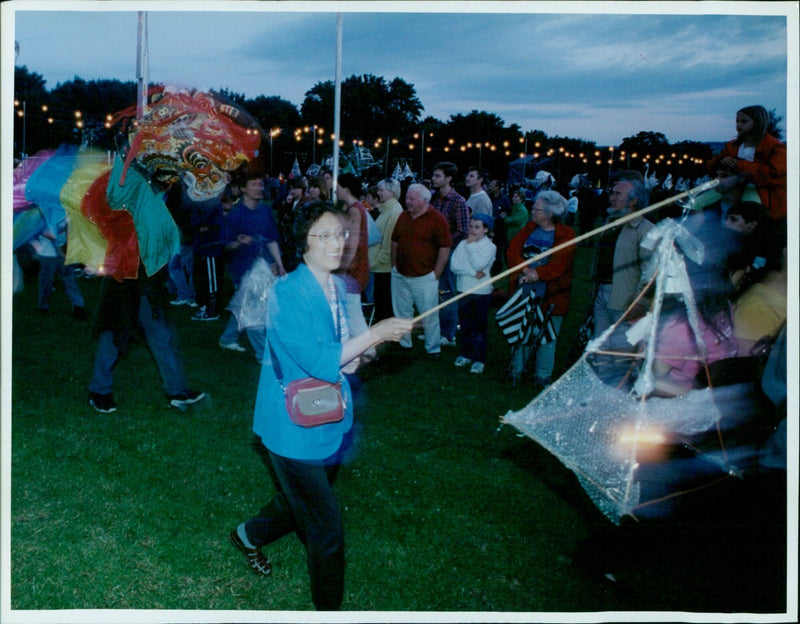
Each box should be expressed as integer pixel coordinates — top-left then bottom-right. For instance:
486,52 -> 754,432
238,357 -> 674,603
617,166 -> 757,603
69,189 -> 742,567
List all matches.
457,293 -> 491,363
372,271 -> 393,322
245,451 -> 344,611
38,257 -> 85,310
438,259 -> 458,340
88,295 -> 187,396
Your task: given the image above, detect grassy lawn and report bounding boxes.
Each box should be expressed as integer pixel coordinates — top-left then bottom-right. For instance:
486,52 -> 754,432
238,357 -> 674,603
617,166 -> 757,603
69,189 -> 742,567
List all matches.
7,245 -> 788,617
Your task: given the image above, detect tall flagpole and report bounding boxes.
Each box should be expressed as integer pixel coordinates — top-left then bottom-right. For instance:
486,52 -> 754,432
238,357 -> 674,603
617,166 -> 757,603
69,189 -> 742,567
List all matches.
136,12 -> 148,120
331,13 -> 343,191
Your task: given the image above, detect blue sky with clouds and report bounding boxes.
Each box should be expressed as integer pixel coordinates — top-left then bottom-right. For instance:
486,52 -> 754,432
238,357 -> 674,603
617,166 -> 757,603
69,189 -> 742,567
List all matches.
8,1 -> 795,146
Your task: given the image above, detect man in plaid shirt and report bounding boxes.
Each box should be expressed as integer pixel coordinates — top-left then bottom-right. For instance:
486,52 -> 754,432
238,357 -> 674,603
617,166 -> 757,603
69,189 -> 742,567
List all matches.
431,161 -> 469,345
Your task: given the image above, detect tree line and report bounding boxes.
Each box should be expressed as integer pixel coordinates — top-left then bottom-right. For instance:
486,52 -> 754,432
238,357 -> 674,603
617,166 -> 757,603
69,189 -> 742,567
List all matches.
12,66 -> 783,186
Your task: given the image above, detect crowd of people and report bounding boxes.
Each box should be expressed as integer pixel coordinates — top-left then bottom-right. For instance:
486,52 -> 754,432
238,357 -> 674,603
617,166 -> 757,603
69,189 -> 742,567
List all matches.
14,103 -> 788,610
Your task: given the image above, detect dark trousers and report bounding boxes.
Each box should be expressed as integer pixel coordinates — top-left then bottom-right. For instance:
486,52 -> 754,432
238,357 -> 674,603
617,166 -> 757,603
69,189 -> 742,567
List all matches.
457,293 -> 491,363
192,255 -> 224,316
372,271 -> 393,322
245,451 -> 344,611
438,260 -> 458,340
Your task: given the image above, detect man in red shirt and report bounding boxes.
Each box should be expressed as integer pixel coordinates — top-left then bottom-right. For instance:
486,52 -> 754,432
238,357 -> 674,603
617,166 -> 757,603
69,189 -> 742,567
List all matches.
391,183 -> 453,359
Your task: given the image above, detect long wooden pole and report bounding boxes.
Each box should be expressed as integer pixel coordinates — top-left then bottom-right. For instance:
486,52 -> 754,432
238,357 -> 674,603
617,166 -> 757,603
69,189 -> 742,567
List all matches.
411,179 -> 719,324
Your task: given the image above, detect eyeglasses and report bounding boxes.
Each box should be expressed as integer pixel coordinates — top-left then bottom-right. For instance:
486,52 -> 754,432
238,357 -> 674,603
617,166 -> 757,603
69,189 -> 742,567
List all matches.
309,230 -> 349,244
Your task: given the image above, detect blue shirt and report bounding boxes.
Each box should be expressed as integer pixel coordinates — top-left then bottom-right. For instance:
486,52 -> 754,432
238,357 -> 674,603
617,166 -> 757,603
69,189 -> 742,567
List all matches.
222,200 -> 280,283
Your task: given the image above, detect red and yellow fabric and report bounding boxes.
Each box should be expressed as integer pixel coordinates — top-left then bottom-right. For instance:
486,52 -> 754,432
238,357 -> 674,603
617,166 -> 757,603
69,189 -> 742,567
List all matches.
61,153 -> 113,272
81,170 -> 140,281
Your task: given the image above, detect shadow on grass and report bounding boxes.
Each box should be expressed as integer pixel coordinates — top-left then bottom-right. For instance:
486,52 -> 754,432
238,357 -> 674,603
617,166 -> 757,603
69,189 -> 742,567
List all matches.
499,429 -> 606,524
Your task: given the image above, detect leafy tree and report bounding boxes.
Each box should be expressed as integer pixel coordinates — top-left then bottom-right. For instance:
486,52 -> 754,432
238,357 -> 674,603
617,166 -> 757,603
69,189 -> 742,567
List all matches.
384,77 -> 424,135
300,80 -> 335,131
211,88 -> 247,107
14,65 -> 48,101
46,77 -> 137,149
49,77 -> 137,120
767,108 -> 784,141
521,128 -> 549,147
427,111 -> 524,179
618,130 -> 670,155
445,110 -> 508,143
243,95 -> 302,175
300,74 -> 422,143
671,140 -> 713,161
13,66 -> 49,157
244,95 -> 301,131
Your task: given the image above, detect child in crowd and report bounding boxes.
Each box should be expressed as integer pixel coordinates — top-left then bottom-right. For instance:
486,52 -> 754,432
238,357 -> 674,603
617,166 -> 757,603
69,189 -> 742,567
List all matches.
450,213 -> 497,374
706,104 -> 787,223
722,200 -> 783,299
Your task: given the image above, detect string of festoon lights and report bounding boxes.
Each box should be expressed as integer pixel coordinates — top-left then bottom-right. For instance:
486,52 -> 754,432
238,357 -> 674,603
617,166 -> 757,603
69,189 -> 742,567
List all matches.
13,98 -> 706,174
285,125 -> 705,170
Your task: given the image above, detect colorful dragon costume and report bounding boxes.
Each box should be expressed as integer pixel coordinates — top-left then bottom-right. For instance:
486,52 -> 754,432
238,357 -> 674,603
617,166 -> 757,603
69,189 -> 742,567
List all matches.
13,86 -> 262,281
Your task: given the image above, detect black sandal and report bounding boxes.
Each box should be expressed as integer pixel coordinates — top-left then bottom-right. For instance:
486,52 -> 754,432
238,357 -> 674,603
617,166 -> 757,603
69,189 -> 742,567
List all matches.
229,529 -> 272,576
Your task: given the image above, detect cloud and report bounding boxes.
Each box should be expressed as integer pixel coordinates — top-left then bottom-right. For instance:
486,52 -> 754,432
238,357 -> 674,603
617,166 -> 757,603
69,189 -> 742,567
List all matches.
11,7 -> 789,145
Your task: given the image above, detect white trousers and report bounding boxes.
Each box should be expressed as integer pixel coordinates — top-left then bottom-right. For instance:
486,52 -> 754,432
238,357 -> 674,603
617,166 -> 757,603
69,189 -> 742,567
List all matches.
391,268 -> 440,353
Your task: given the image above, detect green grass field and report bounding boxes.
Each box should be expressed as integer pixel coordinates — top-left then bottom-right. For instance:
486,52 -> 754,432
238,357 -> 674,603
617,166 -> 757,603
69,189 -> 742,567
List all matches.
8,245 -> 788,616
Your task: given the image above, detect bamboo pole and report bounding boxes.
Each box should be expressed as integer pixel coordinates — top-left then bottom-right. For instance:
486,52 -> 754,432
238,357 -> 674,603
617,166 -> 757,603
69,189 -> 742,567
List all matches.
411,179 -> 719,324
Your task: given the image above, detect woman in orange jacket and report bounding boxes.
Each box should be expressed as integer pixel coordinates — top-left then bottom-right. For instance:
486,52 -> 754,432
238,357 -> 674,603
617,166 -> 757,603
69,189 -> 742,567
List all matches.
707,105 -> 787,222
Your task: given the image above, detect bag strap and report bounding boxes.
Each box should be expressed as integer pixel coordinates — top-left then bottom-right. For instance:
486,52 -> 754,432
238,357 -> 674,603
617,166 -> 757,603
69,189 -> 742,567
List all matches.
266,337 -> 288,394
266,289 -> 344,392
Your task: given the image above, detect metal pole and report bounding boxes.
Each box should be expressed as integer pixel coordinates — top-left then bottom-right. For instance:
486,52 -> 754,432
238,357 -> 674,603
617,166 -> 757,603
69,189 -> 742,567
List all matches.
22,101 -> 26,158
136,12 -> 148,119
312,124 -> 316,167
420,131 -> 425,179
521,135 -> 528,183
332,14 -> 343,191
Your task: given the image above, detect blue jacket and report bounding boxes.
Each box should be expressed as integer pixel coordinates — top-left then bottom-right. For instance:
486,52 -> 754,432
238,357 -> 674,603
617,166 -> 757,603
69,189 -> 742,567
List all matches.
254,263 -> 353,460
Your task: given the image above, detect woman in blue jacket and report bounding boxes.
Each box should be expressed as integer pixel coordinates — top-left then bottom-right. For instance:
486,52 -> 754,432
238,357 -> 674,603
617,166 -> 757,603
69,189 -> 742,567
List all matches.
229,201 -> 411,610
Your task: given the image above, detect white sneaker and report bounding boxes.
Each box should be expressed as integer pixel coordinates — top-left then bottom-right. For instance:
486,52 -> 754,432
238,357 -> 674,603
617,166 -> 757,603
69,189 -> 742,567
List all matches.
469,362 -> 484,374
192,308 -> 220,321
440,336 -> 456,347
219,340 -> 246,352
454,356 -> 472,368
170,298 -> 198,307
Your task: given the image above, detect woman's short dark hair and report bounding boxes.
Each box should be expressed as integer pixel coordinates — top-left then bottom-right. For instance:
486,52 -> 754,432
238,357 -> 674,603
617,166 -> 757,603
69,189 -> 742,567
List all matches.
293,200 -> 342,257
